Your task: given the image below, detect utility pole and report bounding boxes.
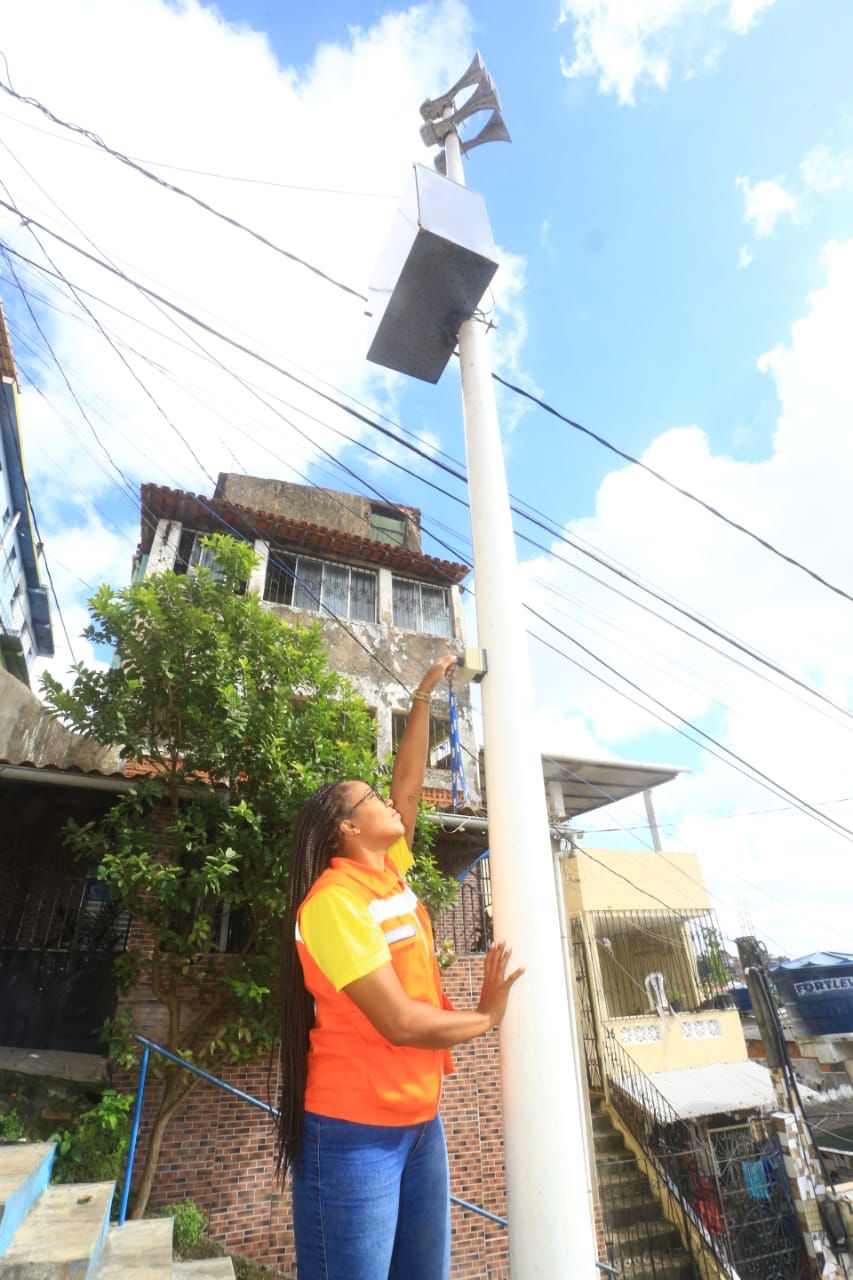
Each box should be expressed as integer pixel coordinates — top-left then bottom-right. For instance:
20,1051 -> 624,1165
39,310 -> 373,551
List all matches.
421,56 -> 599,1279
736,937 -> 848,1277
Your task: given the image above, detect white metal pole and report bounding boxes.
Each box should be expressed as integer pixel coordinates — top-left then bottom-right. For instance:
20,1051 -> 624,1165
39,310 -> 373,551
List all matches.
445,128 -> 599,1278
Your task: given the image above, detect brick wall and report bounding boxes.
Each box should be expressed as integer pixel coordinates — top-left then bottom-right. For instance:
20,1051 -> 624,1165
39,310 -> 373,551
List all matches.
119,956 -> 510,1278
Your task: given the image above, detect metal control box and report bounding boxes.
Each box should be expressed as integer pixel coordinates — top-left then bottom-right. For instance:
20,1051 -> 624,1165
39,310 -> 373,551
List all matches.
366,164 -> 498,384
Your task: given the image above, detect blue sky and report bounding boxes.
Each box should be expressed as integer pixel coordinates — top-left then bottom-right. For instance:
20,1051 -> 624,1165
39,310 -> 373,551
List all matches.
1,0 -> 852,955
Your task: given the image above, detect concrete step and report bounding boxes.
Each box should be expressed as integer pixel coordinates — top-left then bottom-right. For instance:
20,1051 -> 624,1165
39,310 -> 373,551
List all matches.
594,1129 -> 629,1156
596,1155 -> 643,1186
0,1143 -> 56,1257
601,1190 -> 661,1230
592,1112 -> 614,1135
172,1261 -> 235,1279
0,1181 -> 113,1279
606,1256 -> 693,1280
95,1218 -> 174,1280
605,1215 -> 683,1253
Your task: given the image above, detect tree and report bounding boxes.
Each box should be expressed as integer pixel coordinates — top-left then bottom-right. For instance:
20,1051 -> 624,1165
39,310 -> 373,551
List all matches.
41,535 -> 395,1216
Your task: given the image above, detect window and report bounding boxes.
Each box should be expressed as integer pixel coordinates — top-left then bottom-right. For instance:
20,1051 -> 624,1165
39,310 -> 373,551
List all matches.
392,711 -> 452,771
370,505 -> 407,547
391,577 -> 453,638
174,528 -> 208,575
265,549 -> 377,623
173,529 -> 245,592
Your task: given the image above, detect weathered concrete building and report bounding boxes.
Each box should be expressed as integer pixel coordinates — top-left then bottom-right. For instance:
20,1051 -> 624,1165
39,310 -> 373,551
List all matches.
0,306 -> 54,684
138,475 -> 480,804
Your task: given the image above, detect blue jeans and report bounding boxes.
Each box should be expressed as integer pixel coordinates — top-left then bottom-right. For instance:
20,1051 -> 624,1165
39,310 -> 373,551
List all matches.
292,1111 -> 450,1280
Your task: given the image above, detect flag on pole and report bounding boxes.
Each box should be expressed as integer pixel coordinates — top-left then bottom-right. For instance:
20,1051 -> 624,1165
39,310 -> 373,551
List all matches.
448,683 -> 469,811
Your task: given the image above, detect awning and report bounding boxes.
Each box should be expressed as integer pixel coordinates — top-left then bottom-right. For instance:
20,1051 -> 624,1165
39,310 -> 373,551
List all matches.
639,1061 -> 783,1120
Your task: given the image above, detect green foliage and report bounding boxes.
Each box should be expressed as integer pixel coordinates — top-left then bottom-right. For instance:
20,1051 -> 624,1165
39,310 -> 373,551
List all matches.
232,1254 -> 279,1280
700,925 -> 731,989
51,1091 -> 134,1213
0,1107 -> 25,1142
41,534 -> 380,1078
408,805 -> 459,924
160,1199 -> 208,1253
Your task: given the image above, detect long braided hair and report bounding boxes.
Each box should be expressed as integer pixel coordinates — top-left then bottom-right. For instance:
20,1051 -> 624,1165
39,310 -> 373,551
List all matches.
275,780 -> 353,1179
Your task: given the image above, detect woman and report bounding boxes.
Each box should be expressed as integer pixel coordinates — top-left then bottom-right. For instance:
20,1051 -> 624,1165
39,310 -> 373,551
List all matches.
277,654 -> 523,1280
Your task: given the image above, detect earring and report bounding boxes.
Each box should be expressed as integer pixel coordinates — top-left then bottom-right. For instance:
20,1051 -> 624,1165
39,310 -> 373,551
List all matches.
353,827 -> 361,835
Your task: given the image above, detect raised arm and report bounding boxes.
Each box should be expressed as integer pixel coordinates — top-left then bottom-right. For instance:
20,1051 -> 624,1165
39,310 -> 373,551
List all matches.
390,654 -> 458,848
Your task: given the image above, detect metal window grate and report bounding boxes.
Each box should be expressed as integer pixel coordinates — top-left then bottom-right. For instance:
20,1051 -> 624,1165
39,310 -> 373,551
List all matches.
589,907 -> 734,1019
264,549 -> 377,622
391,575 -> 452,637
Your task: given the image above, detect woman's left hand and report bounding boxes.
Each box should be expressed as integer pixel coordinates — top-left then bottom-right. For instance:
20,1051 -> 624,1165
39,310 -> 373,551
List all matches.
417,654 -> 458,696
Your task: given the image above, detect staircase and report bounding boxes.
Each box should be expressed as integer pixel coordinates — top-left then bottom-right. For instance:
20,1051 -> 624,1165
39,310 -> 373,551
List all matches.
0,1143 -> 234,1279
592,1098 -> 698,1280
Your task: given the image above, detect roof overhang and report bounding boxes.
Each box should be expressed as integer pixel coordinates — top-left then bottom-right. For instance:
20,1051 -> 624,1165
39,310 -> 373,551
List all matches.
140,484 -> 469,585
478,749 -> 684,820
633,1060 -> 814,1120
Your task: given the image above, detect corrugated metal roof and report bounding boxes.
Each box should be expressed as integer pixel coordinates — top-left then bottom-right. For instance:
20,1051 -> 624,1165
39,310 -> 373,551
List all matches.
480,749 -> 683,818
639,1060 -> 791,1120
140,484 -> 469,585
772,952 -> 853,970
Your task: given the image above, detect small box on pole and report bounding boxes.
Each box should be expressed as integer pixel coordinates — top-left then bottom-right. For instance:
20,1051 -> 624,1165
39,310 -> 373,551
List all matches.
366,164 -> 498,384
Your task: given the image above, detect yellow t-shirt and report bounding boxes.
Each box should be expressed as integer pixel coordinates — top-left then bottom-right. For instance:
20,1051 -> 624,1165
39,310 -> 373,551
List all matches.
299,836 -> 414,992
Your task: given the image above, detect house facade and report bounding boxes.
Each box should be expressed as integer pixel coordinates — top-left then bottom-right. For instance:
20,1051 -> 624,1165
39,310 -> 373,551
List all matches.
138,474 -> 480,804
0,306 -> 54,684
565,840 -> 830,1280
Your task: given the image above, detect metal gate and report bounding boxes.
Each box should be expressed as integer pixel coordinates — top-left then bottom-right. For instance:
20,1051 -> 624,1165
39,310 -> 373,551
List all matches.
707,1122 -> 807,1280
0,874 -> 128,1055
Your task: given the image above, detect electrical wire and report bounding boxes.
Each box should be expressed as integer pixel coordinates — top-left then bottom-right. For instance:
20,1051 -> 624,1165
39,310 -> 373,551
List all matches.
4,189 -> 852,869
5,74 -> 850,621
0,76 -> 368,303
5,221 -> 847,739
491,369 -> 853,608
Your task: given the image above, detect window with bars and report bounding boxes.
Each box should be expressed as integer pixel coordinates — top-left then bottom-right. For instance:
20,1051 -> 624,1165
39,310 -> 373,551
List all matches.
392,711 -> 452,771
264,549 -> 377,623
391,576 -> 453,637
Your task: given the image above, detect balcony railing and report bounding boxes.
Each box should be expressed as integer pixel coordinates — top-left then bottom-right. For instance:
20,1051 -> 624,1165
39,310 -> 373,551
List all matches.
588,907 -> 734,1020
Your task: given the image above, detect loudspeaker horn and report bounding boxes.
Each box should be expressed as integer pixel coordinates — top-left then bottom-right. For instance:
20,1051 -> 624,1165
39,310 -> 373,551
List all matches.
420,50 -> 491,122
433,110 -> 511,174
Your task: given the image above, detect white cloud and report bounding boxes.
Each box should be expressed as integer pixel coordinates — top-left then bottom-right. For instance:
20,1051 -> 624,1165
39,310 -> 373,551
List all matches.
520,237 -> 853,954
735,174 -> 796,237
737,245 -> 754,269
558,0 -> 778,105
800,143 -> 853,194
726,0 -> 775,34
0,0 -> 495,685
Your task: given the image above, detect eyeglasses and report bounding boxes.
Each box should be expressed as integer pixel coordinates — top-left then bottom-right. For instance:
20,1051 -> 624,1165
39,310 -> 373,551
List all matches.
348,786 -> 386,815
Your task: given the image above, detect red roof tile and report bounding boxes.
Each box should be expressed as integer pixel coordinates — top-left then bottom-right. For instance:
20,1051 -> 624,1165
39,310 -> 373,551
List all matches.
140,484 -> 469,585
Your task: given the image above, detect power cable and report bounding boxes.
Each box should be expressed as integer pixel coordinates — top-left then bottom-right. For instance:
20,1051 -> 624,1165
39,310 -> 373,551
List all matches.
5,194 -> 851,848
495,377 -> 853,610
5,73 -> 848,614
6,224 -> 845,737
0,76 -> 368,303
526,616 -> 853,845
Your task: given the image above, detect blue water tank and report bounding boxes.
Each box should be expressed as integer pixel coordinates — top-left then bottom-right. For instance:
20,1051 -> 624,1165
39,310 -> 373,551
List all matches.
771,952 -> 853,1035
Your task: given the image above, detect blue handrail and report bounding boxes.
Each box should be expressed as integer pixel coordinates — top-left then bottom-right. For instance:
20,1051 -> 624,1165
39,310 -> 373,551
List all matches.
119,1034 -> 504,1231
119,1033 -> 619,1273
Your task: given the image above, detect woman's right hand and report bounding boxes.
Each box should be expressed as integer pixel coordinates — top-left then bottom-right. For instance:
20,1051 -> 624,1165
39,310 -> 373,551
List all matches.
477,941 -> 525,1029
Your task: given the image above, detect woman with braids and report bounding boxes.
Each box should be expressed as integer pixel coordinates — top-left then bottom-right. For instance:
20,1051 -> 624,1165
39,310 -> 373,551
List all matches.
277,653 -> 523,1280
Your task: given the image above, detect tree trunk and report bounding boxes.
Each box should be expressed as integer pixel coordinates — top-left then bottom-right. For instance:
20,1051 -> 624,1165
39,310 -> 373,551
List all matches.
129,1070 -> 198,1219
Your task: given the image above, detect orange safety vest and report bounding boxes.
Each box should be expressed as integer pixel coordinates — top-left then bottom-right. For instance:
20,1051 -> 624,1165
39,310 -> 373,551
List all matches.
296,854 -> 454,1126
